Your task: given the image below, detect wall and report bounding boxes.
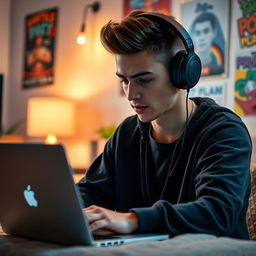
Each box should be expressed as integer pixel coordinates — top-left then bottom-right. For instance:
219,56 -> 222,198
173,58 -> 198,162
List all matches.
0,0 -> 10,130
8,0 -> 134,168
6,0 -> 256,168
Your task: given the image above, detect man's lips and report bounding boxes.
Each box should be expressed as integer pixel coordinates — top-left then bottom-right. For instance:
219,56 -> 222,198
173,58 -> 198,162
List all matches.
131,104 -> 148,114
199,43 -> 206,48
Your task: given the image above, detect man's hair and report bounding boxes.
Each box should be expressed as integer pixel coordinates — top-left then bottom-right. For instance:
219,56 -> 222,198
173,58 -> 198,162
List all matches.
100,10 -> 183,67
191,12 -> 216,33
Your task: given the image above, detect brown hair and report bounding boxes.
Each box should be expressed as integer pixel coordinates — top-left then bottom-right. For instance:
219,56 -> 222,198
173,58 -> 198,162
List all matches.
100,10 -> 182,67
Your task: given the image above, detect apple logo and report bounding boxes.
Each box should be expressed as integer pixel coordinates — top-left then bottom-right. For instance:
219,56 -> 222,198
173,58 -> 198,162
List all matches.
23,185 -> 38,207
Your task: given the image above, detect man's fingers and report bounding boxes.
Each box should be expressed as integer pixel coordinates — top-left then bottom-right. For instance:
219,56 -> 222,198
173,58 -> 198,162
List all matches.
82,206 -> 138,234
84,205 -> 103,214
90,219 -> 109,231
86,205 -> 101,211
86,212 -> 106,223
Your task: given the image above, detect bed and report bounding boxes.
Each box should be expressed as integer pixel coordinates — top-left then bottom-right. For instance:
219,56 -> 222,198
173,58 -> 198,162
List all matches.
1,227 -> 256,256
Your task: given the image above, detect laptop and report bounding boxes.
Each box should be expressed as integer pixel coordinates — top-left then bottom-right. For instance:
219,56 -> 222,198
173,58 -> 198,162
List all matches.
0,143 -> 169,247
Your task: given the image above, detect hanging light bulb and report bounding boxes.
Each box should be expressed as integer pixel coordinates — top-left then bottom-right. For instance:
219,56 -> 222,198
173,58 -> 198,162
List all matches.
76,33 -> 87,45
76,2 -> 101,45
76,24 -> 87,45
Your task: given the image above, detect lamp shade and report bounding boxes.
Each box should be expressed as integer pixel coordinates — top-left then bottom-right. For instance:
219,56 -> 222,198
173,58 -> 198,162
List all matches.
27,97 -> 75,138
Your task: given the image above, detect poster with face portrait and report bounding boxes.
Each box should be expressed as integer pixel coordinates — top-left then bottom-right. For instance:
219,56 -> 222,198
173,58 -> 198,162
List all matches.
234,52 -> 256,116
190,82 -> 226,106
181,0 -> 229,78
123,0 -> 171,16
23,7 -> 58,89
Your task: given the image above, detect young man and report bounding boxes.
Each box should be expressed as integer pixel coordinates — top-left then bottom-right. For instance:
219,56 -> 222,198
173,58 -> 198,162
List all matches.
77,11 -> 252,239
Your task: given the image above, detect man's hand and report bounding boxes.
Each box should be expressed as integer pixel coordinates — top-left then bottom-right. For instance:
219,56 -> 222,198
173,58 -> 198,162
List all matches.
83,205 -> 138,234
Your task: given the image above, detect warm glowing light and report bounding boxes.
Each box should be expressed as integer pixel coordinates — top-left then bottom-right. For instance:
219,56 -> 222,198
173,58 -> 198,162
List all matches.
76,33 -> 87,45
45,133 -> 58,144
68,142 -> 90,169
76,2 -> 100,46
27,97 -> 76,143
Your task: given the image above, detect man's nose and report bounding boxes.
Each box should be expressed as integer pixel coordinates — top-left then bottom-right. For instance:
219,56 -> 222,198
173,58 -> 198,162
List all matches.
198,35 -> 204,41
127,83 -> 141,101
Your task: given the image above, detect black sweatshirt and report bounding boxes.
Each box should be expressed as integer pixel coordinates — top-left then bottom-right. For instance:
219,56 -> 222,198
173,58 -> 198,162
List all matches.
77,97 -> 252,239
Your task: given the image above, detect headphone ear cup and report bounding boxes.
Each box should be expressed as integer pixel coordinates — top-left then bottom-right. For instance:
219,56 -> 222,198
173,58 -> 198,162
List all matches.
170,50 -> 201,89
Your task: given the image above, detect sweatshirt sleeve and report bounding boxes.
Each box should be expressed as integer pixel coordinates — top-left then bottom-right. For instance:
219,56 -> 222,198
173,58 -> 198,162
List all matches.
131,118 -> 252,238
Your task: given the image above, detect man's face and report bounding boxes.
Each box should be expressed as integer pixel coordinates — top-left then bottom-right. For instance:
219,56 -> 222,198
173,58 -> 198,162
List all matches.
115,50 -> 178,123
193,20 -> 216,54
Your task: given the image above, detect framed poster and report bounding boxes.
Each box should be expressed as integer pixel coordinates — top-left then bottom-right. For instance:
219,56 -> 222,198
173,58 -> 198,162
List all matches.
234,52 -> 256,116
235,0 -> 256,50
181,0 -> 230,78
233,0 -> 256,116
123,0 -> 171,16
190,82 -> 226,106
23,7 -> 58,89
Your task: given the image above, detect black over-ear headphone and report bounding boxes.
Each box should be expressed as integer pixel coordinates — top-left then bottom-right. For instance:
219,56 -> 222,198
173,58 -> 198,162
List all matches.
136,12 -> 201,90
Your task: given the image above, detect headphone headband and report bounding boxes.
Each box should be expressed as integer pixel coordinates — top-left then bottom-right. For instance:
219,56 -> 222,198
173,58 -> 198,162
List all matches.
136,12 -> 194,53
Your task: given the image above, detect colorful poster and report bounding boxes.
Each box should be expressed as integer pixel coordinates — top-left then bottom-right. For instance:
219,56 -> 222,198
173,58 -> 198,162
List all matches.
234,52 -> 256,116
23,7 -> 58,89
123,0 -> 171,16
181,0 -> 229,78
236,0 -> 256,49
190,82 -> 226,106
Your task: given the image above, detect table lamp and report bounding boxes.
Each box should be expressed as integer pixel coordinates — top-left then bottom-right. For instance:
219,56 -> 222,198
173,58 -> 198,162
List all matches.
27,97 -> 75,144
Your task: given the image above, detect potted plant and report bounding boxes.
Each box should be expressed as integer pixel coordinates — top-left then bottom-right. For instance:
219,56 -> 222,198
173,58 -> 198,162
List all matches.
95,124 -> 117,155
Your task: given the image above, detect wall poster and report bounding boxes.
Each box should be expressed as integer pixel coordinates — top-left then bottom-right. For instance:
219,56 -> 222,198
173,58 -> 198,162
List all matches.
234,52 -> 256,116
190,82 -> 226,106
181,0 -> 229,78
123,0 -> 171,16
233,0 -> 256,116
236,0 -> 256,50
23,7 -> 58,89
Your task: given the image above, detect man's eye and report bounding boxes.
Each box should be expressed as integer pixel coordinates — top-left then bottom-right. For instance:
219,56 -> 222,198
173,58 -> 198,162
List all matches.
204,28 -> 210,34
120,79 -> 128,85
120,79 -> 129,89
136,78 -> 153,85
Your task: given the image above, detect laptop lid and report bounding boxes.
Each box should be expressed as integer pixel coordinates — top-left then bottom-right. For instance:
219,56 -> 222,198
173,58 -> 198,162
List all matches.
0,143 -> 93,246
0,143 -> 169,246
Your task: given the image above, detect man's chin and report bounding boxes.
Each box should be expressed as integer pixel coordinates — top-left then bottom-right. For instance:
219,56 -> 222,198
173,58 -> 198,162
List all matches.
137,114 -> 153,123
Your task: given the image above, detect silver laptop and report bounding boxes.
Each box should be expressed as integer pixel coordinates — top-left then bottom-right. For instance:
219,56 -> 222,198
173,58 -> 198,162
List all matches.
0,143 -> 169,246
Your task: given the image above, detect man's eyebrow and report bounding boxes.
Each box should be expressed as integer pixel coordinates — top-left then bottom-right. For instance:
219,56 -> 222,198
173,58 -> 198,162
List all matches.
116,71 -> 153,79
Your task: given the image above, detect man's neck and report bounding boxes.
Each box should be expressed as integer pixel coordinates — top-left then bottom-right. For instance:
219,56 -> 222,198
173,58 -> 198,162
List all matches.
151,98 -> 195,144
